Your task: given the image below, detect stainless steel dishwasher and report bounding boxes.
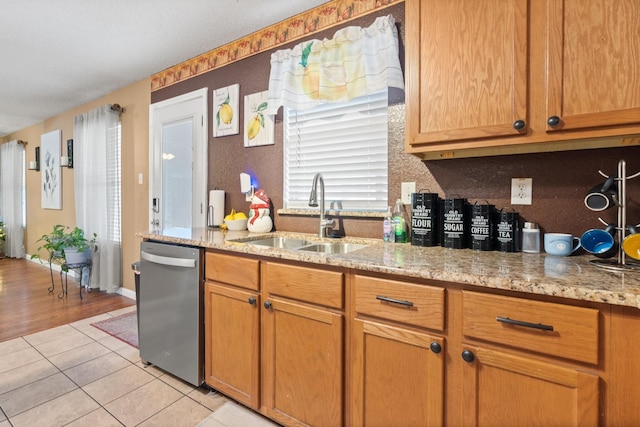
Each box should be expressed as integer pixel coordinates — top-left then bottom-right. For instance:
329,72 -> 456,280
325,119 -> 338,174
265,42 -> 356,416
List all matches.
139,241 -> 204,386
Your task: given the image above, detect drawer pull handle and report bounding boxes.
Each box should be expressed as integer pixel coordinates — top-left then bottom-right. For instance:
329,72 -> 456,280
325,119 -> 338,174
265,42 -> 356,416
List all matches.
376,295 -> 414,307
496,316 -> 554,332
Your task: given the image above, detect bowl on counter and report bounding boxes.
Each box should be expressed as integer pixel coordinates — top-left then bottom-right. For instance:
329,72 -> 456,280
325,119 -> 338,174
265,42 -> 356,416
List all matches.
225,218 -> 248,231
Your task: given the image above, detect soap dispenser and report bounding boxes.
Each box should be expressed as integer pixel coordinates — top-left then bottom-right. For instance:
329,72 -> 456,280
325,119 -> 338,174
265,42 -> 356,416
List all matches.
383,206 -> 394,242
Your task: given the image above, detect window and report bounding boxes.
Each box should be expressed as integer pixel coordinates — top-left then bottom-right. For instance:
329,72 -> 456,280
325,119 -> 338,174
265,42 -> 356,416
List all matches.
283,89 -> 388,212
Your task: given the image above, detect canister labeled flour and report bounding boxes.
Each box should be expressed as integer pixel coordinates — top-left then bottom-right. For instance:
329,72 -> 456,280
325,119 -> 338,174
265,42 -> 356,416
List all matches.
411,193 -> 440,246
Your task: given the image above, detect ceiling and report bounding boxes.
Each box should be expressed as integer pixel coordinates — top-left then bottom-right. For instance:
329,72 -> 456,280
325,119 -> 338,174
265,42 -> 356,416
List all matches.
0,0 -> 328,137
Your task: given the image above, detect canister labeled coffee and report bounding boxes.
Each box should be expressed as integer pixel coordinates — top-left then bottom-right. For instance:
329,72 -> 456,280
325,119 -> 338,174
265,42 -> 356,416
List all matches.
495,209 -> 520,252
470,202 -> 494,251
442,198 -> 468,249
411,193 -> 440,246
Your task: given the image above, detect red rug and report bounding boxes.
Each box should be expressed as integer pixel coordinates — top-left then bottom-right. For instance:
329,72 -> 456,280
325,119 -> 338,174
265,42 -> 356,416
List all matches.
91,311 -> 139,348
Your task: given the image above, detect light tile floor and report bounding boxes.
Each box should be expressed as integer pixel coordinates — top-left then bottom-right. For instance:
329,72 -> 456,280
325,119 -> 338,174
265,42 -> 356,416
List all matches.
0,306 -> 279,427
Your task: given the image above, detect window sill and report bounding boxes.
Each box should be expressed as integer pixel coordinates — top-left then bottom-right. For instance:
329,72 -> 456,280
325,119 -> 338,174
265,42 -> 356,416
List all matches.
277,208 -> 385,219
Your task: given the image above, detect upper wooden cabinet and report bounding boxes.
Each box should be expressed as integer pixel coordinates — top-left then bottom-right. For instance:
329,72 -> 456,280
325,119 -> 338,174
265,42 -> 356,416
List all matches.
545,0 -> 640,132
405,0 -> 529,147
405,0 -> 640,158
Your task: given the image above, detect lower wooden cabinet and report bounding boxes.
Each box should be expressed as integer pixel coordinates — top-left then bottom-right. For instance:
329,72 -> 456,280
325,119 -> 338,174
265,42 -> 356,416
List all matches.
262,297 -> 344,427
204,282 -> 260,409
351,319 -> 444,427
261,261 -> 345,427
202,251 -> 634,426
460,346 -> 599,427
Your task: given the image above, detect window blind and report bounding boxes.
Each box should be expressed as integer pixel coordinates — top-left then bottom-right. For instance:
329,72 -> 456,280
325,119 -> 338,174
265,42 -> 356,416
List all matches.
283,89 -> 388,211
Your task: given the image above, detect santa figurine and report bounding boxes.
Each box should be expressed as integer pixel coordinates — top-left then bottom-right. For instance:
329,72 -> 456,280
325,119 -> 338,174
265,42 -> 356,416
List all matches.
247,188 -> 273,233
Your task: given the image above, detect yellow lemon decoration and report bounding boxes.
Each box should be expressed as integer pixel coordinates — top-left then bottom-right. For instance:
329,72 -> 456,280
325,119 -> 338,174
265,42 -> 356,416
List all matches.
219,103 -> 233,124
246,102 -> 268,140
234,211 -> 247,220
247,116 -> 261,140
216,94 -> 233,126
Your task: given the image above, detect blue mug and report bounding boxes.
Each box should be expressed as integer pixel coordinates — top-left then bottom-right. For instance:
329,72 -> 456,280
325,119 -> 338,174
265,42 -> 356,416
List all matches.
580,225 -> 617,258
544,233 -> 581,256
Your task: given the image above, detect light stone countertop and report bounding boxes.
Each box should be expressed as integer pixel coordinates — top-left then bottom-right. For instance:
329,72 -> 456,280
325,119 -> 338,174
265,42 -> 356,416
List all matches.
137,227 -> 640,309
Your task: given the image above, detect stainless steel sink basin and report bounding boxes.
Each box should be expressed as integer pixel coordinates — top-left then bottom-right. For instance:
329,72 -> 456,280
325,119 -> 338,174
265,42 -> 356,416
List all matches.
242,236 -> 369,254
246,237 -> 312,250
296,242 -> 368,254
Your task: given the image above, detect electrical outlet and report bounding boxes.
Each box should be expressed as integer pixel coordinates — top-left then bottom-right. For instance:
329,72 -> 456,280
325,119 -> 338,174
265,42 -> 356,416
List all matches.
511,178 -> 532,205
401,182 -> 416,205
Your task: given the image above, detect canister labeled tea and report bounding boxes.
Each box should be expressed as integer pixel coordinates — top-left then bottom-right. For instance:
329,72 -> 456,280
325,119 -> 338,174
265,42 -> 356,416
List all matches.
442,198 -> 468,249
411,193 -> 440,246
495,210 -> 520,252
470,202 -> 494,251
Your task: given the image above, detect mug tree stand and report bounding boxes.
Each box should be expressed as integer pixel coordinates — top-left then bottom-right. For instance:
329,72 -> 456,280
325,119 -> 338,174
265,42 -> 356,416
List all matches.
590,159 -> 640,272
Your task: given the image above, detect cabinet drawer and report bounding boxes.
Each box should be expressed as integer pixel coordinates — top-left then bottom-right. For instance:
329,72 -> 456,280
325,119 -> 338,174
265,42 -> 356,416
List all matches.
462,291 -> 599,364
206,252 -> 260,290
354,275 -> 445,331
262,262 -> 344,309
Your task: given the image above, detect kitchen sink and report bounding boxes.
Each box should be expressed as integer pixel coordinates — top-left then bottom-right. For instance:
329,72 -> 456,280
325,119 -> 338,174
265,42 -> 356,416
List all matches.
296,242 -> 368,254
246,237 -> 312,249
243,236 -> 368,254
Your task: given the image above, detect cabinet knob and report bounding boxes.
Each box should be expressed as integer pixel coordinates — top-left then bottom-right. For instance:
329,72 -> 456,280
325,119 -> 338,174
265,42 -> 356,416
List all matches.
430,342 -> 442,354
264,301 -> 272,309
513,120 -> 526,131
547,116 -> 561,127
248,297 -> 256,305
461,349 -> 475,363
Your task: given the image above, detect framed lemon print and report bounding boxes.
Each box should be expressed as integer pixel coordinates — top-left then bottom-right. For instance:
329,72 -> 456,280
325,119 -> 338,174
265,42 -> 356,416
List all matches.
213,84 -> 239,137
244,90 -> 274,147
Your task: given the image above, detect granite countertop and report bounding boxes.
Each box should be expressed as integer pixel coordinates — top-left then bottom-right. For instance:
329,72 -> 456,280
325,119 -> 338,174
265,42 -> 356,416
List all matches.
136,227 -> 640,309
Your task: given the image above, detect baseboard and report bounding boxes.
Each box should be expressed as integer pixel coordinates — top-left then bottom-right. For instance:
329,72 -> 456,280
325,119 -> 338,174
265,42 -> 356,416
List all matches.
26,254 -> 80,279
118,286 -> 136,300
26,253 -> 136,301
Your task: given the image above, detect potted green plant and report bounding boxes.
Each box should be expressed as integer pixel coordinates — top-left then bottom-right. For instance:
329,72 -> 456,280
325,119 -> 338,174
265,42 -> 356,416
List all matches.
62,226 -> 97,264
32,224 -> 97,267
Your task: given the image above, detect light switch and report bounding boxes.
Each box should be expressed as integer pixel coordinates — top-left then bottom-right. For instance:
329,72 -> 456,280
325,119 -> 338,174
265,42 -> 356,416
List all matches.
401,182 -> 416,205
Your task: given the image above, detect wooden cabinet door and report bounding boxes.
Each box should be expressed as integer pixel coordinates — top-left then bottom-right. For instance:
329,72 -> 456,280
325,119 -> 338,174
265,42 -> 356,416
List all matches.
204,282 -> 260,409
461,346 -> 599,427
262,297 -> 343,427
406,0 -> 529,150
351,319 -> 444,427
546,0 -> 640,132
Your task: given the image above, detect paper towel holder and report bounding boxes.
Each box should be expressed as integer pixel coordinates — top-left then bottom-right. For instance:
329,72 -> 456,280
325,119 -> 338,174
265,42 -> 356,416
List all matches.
240,172 -> 254,201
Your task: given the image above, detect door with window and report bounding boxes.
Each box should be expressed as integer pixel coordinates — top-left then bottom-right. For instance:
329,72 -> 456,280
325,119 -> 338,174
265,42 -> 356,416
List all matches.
149,88 -> 208,230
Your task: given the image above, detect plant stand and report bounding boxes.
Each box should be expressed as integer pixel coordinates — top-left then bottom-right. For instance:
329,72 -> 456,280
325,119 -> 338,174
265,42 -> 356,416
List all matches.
48,257 -> 92,299
590,159 -> 640,272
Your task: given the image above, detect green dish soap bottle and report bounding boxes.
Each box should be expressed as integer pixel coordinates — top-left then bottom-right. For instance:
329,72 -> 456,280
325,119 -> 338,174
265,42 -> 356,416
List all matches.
392,199 -> 407,243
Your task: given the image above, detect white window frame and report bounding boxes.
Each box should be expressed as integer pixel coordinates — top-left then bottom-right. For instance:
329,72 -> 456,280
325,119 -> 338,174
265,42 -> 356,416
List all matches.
283,89 -> 389,212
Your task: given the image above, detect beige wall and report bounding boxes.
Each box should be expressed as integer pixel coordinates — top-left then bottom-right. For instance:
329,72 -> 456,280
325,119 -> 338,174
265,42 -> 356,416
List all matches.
4,78 -> 150,292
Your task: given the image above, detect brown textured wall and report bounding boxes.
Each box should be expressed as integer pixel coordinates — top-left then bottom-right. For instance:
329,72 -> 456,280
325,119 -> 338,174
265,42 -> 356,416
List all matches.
152,3 -> 640,239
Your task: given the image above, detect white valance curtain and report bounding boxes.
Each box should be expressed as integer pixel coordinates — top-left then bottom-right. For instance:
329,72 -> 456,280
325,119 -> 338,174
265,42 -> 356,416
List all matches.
74,105 -> 121,293
0,140 -> 25,258
266,14 -> 404,114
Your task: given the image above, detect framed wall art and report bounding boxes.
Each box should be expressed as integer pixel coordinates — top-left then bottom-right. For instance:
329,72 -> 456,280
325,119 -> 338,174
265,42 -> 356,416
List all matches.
213,84 -> 240,137
243,90 -> 274,147
41,129 -> 62,209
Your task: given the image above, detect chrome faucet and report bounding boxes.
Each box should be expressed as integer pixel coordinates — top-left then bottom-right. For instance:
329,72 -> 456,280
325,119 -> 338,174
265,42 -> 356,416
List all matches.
309,173 -> 335,238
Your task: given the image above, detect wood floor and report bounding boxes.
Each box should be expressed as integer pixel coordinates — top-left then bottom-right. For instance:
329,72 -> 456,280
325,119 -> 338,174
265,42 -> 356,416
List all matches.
0,257 -> 135,343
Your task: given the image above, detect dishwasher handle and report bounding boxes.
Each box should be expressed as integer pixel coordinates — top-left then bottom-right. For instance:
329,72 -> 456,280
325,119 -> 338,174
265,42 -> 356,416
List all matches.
141,251 -> 196,268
